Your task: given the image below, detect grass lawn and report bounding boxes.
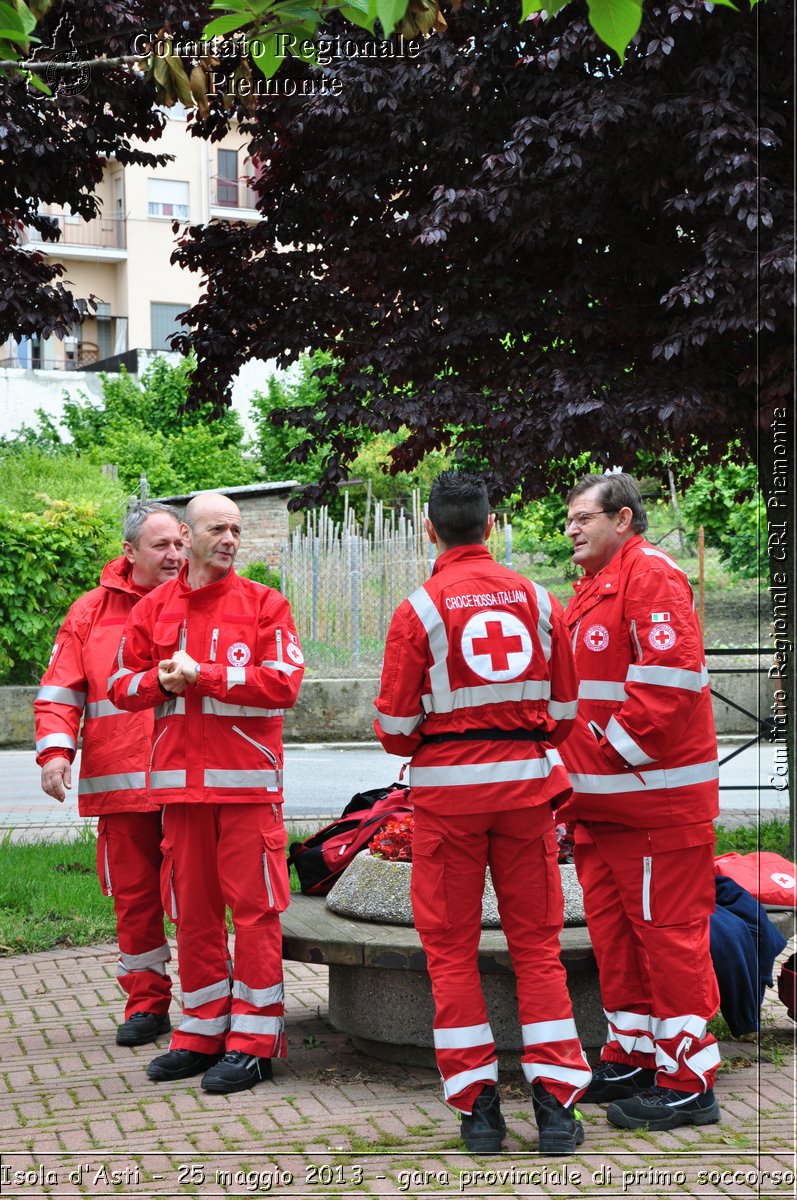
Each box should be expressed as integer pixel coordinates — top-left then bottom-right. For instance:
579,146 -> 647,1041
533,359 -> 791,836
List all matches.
1,819 -> 791,957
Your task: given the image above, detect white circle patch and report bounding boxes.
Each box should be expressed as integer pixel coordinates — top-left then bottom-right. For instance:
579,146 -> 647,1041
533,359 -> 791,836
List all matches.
648,623 -> 677,651
461,610 -> 532,682
227,642 -> 251,666
771,871 -> 795,891
286,641 -> 304,665
584,624 -> 609,652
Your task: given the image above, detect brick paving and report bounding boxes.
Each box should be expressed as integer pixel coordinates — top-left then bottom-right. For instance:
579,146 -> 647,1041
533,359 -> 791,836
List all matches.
1,938 -> 795,1199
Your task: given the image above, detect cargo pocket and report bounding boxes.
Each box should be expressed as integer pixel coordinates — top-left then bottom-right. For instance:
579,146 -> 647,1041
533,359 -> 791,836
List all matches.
159,840 -> 178,923
262,826 -> 290,913
95,816 -> 112,897
643,843 -> 715,926
541,825 -> 564,928
410,830 -> 451,933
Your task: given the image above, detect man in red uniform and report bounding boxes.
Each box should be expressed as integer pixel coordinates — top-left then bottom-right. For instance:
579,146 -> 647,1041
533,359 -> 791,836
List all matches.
109,492 -> 304,1094
558,473 -> 721,1131
35,502 -> 184,1046
374,470 -> 591,1155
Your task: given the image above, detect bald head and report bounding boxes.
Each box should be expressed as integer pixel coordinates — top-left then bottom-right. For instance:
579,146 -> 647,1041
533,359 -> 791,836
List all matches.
181,493 -> 242,588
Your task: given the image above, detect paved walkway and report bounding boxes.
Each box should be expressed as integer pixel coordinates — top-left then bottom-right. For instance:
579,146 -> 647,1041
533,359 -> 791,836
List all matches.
1,939 -> 795,1199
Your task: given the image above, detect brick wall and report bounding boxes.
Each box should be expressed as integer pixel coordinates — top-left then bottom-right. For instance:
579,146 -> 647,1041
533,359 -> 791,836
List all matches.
237,493 -> 290,569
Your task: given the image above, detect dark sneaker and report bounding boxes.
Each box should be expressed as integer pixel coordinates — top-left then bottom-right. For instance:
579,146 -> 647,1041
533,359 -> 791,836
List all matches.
146,1048 -> 221,1082
116,1012 -> 171,1047
607,1086 -> 721,1130
581,1061 -> 656,1103
201,1051 -> 273,1094
460,1085 -> 507,1154
532,1083 -> 585,1155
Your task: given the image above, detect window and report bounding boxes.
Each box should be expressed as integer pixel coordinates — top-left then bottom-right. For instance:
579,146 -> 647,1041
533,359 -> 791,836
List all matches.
148,179 -> 190,220
151,303 -> 187,351
216,149 -> 239,207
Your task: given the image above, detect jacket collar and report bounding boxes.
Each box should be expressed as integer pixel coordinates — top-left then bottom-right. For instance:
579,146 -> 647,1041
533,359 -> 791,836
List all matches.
432,543 -> 494,575
570,533 -> 645,602
99,556 -> 151,599
175,561 -> 238,599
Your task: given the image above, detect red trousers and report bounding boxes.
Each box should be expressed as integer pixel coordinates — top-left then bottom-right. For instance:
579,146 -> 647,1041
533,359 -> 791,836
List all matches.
575,823 -> 720,1093
160,803 -> 290,1058
96,811 -> 172,1019
411,804 -> 591,1114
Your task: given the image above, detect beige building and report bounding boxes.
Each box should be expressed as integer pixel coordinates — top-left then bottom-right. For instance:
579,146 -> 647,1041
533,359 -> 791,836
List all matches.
2,106 -> 258,370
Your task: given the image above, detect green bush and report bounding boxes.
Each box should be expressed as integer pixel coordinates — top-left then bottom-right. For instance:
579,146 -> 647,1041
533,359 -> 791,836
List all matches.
239,560 -> 282,590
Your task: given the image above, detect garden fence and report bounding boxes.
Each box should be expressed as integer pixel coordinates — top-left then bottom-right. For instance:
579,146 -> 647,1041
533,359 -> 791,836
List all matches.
281,492 -> 514,675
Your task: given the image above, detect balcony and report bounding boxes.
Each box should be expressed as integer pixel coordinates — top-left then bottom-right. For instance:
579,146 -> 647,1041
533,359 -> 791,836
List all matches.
22,214 -> 127,259
210,176 -> 258,215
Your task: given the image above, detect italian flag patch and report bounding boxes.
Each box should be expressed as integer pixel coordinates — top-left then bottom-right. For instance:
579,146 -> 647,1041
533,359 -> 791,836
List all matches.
651,612 -> 671,622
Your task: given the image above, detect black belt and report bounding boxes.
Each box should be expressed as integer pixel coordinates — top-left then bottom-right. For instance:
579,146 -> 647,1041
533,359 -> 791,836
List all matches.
421,728 -> 549,744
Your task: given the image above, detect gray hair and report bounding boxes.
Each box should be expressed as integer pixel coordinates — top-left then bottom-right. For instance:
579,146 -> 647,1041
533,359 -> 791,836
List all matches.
123,501 -> 182,546
567,473 -> 648,534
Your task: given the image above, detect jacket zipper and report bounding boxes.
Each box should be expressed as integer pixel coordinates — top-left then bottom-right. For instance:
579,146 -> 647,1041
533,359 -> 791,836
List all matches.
209,628 -> 218,662
262,852 -> 275,908
231,724 -> 280,769
149,727 -> 168,774
642,855 -> 652,921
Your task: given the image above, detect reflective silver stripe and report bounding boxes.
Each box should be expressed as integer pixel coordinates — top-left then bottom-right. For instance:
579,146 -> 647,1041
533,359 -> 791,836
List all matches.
182,979 -> 231,1008
433,1022 -> 493,1051
36,685 -> 86,708
78,772 -> 146,794
155,696 -> 186,719
641,545 -> 687,575
36,733 -> 77,753
642,855 -> 652,920
578,679 -> 627,702
547,699 -> 578,721
204,769 -> 281,790
679,1043 -> 721,1084
107,666 -> 133,688
521,1018 -> 579,1045
421,679 -> 552,715
612,1028 -> 656,1056
606,715 -> 655,767
116,960 -> 168,978
520,1062 -> 593,1091
229,1014 -> 284,1036
607,1009 -> 653,1033
232,981 -> 285,1008
443,1061 -> 498,1102
227,666 -> 246,688
626,663 -> 709,692
532,582 -> 552,662
103,838 -> 112,894
376,710 -> 424,735
409,584 -> 452,704
85,700 -> 126,719
260,659 -> 301,676
654,1013 -> 708,1040
202,698 -> 284,718
117,943 -> 171,971
151,770 -> 186,789
410,753 -> 562,789
569,758 -> 719,794
127,671 -> 146,696
178,1015 -> 230,1037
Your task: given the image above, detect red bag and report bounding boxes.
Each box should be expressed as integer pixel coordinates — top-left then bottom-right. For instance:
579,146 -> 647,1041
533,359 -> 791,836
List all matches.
287,785 -> 412,896
714,852 -> 796,907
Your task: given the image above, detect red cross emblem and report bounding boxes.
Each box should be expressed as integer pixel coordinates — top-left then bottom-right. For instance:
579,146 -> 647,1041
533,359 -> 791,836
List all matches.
648,624 -> 676,651
461,610 -> 532,682
584,624 -> 609,652
227,641 -> 251,666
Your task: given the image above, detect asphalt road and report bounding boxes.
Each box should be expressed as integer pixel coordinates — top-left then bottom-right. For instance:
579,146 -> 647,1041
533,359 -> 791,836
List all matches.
0,740 -> 788,840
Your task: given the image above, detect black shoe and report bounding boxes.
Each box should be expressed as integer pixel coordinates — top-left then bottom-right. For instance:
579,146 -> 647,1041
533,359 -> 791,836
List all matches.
607,1086 -> 721,1130
532,1083 -> 585,1155
146,1048 -> 221,1082
581,1061 -> 656,1103
460,1085 -> 507,1154
201,1051 -> 273,1094
116,1012 -> 172,1047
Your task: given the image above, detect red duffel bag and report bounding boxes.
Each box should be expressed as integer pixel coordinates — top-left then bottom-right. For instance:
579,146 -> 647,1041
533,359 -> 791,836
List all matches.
714,852 -> 796,907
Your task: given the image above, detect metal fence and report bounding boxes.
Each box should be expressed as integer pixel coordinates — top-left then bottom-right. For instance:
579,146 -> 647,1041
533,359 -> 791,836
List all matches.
281,495 -> 512,675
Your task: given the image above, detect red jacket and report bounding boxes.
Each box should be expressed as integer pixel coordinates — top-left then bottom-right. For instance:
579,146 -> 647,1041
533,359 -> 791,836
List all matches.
557,535 -> 719,828
374,544 -> 577,815
108,565 -> 303,805
34,558 -> 159,817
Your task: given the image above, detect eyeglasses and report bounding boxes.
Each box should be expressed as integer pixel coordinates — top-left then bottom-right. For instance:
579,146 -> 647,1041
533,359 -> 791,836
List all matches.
564,509 -> 616,530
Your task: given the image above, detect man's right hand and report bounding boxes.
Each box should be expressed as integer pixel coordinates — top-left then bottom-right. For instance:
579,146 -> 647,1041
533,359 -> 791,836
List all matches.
41,756 -> 72,803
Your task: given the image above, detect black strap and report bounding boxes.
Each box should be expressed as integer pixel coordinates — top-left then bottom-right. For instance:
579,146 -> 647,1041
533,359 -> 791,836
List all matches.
422,728 -> 549,744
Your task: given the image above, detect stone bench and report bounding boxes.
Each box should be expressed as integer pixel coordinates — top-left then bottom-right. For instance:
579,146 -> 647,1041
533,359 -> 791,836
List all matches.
281,895 -> 795,1066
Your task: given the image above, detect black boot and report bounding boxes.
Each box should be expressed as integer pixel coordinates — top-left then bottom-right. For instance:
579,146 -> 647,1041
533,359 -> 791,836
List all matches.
460,1085 -> 507,1154
532,1083 -> 584,1155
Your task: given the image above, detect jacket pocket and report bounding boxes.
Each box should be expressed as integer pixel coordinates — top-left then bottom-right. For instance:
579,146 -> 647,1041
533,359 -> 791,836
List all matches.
410,830 -> 451,933
262,826 -> 290,912
96,816 -> 112,897
153,621 -> 181,657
